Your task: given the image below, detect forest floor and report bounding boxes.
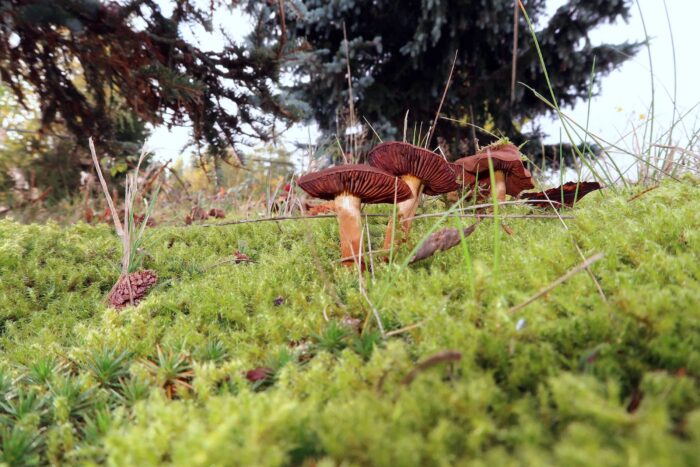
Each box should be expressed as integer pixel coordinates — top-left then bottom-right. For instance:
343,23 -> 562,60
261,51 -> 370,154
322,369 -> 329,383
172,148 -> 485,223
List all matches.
0,180 -> 699,465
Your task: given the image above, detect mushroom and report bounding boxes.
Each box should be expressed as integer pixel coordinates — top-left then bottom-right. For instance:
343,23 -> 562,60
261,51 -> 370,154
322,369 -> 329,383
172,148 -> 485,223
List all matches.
297,164 -> 412,267
453,142 -> 534,202
447,163 -> 491,203
367,142 -> 459,248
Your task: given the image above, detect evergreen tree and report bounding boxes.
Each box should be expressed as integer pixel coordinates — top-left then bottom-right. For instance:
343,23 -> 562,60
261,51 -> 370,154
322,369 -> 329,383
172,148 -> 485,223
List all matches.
0,0 -> 293,160
273,0 -> 641,164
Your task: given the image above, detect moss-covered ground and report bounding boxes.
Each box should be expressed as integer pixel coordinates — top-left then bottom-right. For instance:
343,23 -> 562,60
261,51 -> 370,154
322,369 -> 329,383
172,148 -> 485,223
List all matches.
1,181 -> 699,465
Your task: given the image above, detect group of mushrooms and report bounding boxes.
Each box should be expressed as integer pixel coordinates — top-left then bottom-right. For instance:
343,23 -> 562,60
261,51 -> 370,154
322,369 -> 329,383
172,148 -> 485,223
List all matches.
297,141 -> 535,268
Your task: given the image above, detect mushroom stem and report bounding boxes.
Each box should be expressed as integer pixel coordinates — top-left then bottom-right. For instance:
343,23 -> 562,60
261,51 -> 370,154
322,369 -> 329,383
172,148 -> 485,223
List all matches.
383,175 -> 423,249
494,171 -> 507,203
334,194 -> 363,268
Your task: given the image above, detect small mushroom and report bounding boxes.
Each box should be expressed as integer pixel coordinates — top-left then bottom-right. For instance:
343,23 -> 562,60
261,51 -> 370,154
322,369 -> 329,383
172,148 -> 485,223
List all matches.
454,142 -> 534,202
297,164 -> 412,267
367,142 -> 459,249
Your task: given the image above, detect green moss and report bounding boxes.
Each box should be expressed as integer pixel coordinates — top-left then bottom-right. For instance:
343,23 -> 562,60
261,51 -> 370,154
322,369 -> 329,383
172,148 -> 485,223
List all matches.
0,181 -> 699,465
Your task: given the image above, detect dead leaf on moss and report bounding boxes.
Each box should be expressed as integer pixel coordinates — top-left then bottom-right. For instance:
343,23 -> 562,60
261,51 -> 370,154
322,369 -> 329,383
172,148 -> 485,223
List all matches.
233,251 -> 251,263
185,206 -> 209,225
410,223 -> 478,263
246,367 -> 272,383
209,208 -> 226,218
501,223 -> 515,236
520,181 -> 602,208
306,201 -> 335,216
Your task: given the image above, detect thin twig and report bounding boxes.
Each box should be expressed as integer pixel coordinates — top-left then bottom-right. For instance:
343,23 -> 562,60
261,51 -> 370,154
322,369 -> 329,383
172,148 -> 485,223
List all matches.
510,0 -> 519,105
426,50 -> 458,148
401,350 -> 462,385
363,116 -> 383,144
342,21 -> 357,159
201,199 -> 569,228
508,253 -> 604,314
627,185 -> 660,202
385,322 -> 423,337
199,213 -> 384,227
408,213 -> 573,221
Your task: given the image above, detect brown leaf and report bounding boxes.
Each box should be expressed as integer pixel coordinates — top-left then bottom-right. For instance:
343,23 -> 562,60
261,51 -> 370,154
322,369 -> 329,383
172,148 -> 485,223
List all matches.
233,251 -> 251,263
410,223 -> 478,263
133,213 -> 156,227
520,181 -> 602,208
84,207 -> 94,223
306,201 -> 335,216
246,367 -> 272,383
185,206 -> 209,225
501,223 -> 515,237
190,206 -> 209,221
209,208 -> 226,218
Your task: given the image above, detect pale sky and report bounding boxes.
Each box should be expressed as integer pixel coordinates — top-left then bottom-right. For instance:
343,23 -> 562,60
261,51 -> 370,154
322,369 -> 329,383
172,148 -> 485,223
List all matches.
147,0 -> 700,164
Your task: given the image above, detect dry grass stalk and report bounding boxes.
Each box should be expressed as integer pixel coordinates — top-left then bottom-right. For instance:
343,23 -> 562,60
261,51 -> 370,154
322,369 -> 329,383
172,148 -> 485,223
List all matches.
89,137 -> 158,308
426,50 -> 458,148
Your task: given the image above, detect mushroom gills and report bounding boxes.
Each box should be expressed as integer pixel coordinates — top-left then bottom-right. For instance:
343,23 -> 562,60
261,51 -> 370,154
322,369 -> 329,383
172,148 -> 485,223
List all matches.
334,193 -> 363,267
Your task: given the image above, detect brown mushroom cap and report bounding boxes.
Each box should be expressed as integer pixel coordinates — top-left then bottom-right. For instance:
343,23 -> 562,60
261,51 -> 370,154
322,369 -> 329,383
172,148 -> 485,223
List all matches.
367,142 -> 460,195
297,164 -> 412,204
453,143 -> 534,196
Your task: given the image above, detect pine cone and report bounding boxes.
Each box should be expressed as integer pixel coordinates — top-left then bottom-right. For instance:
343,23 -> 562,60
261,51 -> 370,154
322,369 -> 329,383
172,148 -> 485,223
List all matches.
108,269 -> 158,309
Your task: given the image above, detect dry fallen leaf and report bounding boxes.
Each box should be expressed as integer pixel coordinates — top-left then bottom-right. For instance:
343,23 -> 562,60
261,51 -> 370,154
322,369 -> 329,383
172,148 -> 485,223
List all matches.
410,223 -> 478,263
209,208 -> 226,218
306,201 -> 335,216
245,367 -> 272,383
501,222 -> 515,236
520,181 -> 602,208
233,251 -> 251,263
185,206 -> 209,225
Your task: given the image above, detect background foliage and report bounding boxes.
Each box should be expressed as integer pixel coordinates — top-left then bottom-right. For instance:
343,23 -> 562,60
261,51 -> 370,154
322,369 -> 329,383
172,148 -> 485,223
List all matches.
271,0 -> 640,163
